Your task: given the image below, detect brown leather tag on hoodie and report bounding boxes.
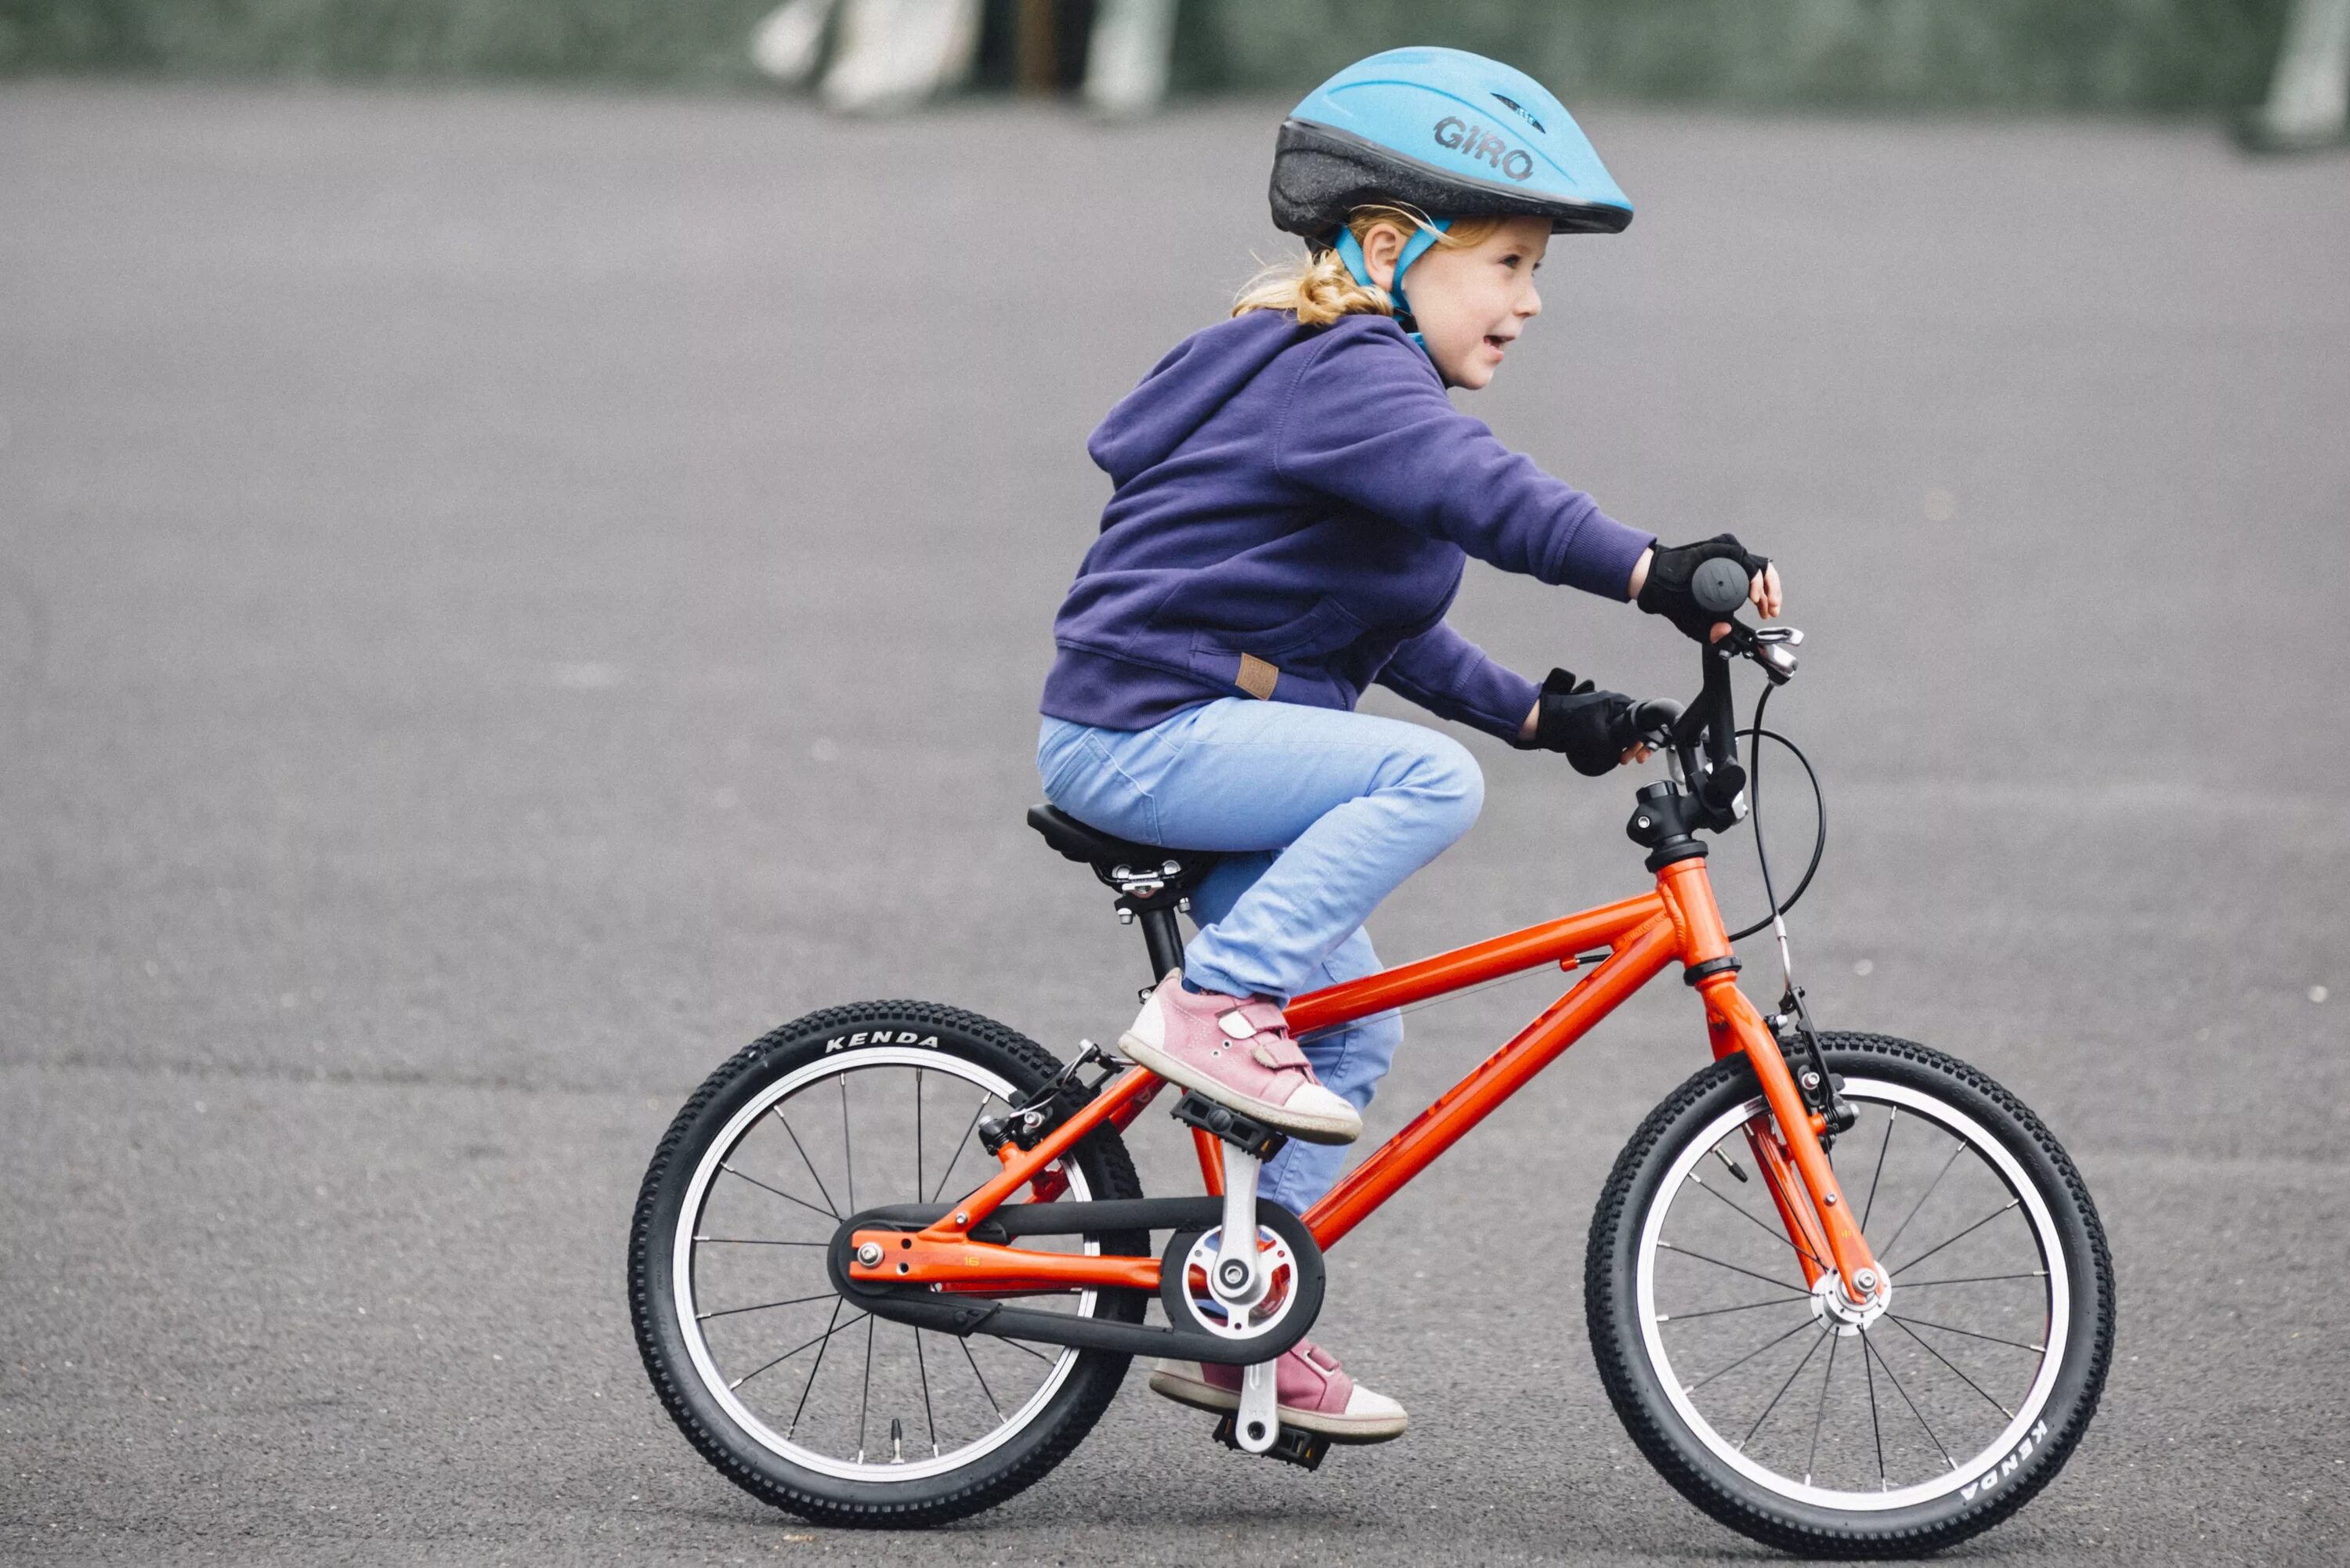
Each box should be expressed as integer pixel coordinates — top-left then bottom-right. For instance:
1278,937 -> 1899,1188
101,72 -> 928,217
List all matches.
1235,653 -> 1279,700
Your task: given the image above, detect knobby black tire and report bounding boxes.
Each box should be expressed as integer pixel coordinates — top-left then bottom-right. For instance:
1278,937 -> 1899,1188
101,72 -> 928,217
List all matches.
628,1002 -> 1148,1527
1585,1032 -> 2115,1557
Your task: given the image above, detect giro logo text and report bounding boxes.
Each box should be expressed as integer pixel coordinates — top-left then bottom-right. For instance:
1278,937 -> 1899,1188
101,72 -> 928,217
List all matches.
1434,117 -> 1536,181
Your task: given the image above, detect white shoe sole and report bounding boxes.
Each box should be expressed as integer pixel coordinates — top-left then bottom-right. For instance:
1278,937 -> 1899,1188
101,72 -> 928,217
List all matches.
1115,1030 -> 1361,1146
1148,1364 -> 1408,1443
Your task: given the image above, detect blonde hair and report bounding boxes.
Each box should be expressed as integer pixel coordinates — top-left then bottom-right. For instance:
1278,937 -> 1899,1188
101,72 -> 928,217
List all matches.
1233,204 -> 1502,326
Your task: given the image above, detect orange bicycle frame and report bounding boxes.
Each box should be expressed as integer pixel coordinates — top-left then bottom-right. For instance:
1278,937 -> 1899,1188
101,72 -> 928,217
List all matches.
848,853 -> 1881,1301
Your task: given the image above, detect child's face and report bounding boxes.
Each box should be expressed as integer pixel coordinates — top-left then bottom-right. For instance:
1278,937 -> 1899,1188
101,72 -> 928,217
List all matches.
1378,215 -> 1552,390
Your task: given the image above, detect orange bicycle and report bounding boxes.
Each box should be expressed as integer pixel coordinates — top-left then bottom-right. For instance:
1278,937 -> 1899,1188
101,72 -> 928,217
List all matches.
629,606 -> 2114,1555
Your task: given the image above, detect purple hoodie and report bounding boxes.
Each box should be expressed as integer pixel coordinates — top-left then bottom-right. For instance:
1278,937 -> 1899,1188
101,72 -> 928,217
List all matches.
1040,310 -> 1654,742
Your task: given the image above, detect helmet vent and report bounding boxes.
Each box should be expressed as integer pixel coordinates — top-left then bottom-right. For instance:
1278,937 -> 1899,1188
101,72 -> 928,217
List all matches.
1491,93 -> 1546,134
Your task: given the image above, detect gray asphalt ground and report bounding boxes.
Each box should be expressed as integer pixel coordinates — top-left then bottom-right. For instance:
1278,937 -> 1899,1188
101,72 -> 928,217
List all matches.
3,81 -> 2347,1566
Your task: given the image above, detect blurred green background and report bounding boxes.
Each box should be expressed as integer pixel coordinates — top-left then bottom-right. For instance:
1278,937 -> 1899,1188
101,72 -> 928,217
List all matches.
0,0 -> 2296,113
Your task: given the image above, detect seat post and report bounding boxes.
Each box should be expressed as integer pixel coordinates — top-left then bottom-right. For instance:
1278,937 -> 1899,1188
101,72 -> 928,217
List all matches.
1136,905 -> 1184,985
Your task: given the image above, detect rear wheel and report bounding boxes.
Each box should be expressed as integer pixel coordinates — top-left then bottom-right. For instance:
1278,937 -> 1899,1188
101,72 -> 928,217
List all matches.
1587,1033 -> 2114,1556
629,1002 -> 1148,1526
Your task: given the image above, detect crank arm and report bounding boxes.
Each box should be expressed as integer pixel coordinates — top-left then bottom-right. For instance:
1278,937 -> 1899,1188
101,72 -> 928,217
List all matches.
1235,1362 -> 1279,1453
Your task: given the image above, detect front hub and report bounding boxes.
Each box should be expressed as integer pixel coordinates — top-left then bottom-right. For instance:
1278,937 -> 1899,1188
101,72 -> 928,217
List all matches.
1809,1268 -> 1890,1335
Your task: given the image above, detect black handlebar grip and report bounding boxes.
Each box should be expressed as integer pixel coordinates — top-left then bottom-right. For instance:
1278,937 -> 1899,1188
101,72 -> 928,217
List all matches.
1690,555 -> 1752,616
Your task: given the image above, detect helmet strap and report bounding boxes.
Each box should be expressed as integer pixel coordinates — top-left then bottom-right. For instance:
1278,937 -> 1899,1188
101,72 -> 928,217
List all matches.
1333,218 -> 1451,346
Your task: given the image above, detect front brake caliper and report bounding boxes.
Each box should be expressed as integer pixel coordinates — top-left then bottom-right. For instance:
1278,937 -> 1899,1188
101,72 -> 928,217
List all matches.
1768,988 -> 1856,1138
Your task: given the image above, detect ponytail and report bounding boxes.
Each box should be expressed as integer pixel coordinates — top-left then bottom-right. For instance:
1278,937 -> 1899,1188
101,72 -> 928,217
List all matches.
1232,204 -> 1499,326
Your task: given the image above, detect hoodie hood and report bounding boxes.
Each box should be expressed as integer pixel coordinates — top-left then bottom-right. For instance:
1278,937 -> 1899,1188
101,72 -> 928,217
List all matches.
1086,311 -> 1323,487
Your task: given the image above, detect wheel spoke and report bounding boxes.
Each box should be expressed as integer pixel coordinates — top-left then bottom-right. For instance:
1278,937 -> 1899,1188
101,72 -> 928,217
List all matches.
1687,1316 -> 1820,1393
839,1075 -> 857,1216
1658,1239 -> 1809,1296
1888,1312 -> 2043,1354
1885,1313 -> 2014,1418
1689,1169 -> 1825,1271
1897,1270 -> 2047,1289
729,1301 -> 862,1393
784,1299 -> 853,1433
985,1335 -> 1055,1364
855,1315 -> 877,1461
1859,1108 -> 1896,1232
1860,1313 -> 1887,1490
1859,1325 -> 1957,1470
913,1326 -> 938,1458
1890,1198 -> 2022,1274
915,1068 -> 925,1203
720,1162 -> 835,1224
770,1107 -> 839,1217
1658,1292 -> 1813,1324
957,1334 -> 1003,1416
1741,1327 -> 1830,1449
929,1098 -> 989,1205
696,1290 -> 837,1322
692,1236 -> 829,1247
1803,1326 -> 1841,1484
1876,1141 -> 1964,1259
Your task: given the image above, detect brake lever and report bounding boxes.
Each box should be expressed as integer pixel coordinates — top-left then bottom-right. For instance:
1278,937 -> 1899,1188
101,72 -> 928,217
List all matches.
1726,621 -> 1802,685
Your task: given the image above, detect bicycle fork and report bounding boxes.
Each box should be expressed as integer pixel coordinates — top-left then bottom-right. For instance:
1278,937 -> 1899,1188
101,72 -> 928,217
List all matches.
1658,857 -> 1885,1306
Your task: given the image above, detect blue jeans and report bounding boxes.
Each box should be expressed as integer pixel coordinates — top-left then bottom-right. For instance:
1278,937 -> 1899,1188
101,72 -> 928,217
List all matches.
1037,699 -> 1485,1211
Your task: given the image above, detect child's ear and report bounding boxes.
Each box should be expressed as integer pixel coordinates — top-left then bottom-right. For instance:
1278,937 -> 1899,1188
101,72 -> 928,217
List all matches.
1360,223 -> 1408,293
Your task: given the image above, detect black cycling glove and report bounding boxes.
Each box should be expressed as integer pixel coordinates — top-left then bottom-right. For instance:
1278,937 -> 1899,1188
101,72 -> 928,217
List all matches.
1637,533 -> 1771,641
1526,667 -> 1639,777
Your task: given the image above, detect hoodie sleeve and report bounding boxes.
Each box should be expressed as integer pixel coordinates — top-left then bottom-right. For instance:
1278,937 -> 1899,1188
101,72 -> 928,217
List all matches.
1375,618 -> 1540,742
1273,320 -> 1655,599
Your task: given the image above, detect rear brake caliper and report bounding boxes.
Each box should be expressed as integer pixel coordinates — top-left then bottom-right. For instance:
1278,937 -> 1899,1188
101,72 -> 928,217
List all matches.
978,1041 -> 1119,1156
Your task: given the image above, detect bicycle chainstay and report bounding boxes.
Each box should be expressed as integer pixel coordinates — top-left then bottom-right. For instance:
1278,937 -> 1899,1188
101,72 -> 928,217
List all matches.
826,1198 -> 1325,1365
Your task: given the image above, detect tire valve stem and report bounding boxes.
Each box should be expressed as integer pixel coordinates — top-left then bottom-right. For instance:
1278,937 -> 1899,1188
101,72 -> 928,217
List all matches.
1715,1149 -> 1750,1183
891,1417 -> 903,1465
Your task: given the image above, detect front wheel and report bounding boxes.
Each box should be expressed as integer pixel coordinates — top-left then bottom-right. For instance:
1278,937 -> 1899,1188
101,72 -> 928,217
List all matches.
1587,1032 -> 2114,1557
628,1002 -> 1148,1527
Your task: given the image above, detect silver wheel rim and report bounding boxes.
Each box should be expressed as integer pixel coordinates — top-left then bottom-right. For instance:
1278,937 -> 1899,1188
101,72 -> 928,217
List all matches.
671,1046 -> 1096,1483
1634,1077 -> 2070,1511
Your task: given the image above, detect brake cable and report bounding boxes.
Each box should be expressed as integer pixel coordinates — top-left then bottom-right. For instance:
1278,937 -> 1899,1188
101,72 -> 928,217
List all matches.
1738,677 -> 1850,1133
1724,686 -> 1823,944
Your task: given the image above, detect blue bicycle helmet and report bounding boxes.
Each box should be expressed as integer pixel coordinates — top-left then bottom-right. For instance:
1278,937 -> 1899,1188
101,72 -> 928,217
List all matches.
1271,47 -> 1633,247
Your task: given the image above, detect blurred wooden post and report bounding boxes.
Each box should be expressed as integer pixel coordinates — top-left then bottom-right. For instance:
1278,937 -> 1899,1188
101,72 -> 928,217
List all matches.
1018,0 -> 1058,94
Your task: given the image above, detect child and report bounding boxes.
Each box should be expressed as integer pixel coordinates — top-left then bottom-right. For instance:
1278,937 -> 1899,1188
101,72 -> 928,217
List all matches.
1036,48 -> 1783,1443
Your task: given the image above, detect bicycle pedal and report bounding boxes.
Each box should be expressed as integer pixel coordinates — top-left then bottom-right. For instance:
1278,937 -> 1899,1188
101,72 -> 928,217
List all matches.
1211,1412 -> 1329,1471
1170,1090 -> 1289,1159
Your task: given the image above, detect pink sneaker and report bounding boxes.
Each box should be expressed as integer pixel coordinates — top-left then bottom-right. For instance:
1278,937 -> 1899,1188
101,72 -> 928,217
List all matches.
1149,1340 -> 1408,1443
1117,971 -> 1361,1145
